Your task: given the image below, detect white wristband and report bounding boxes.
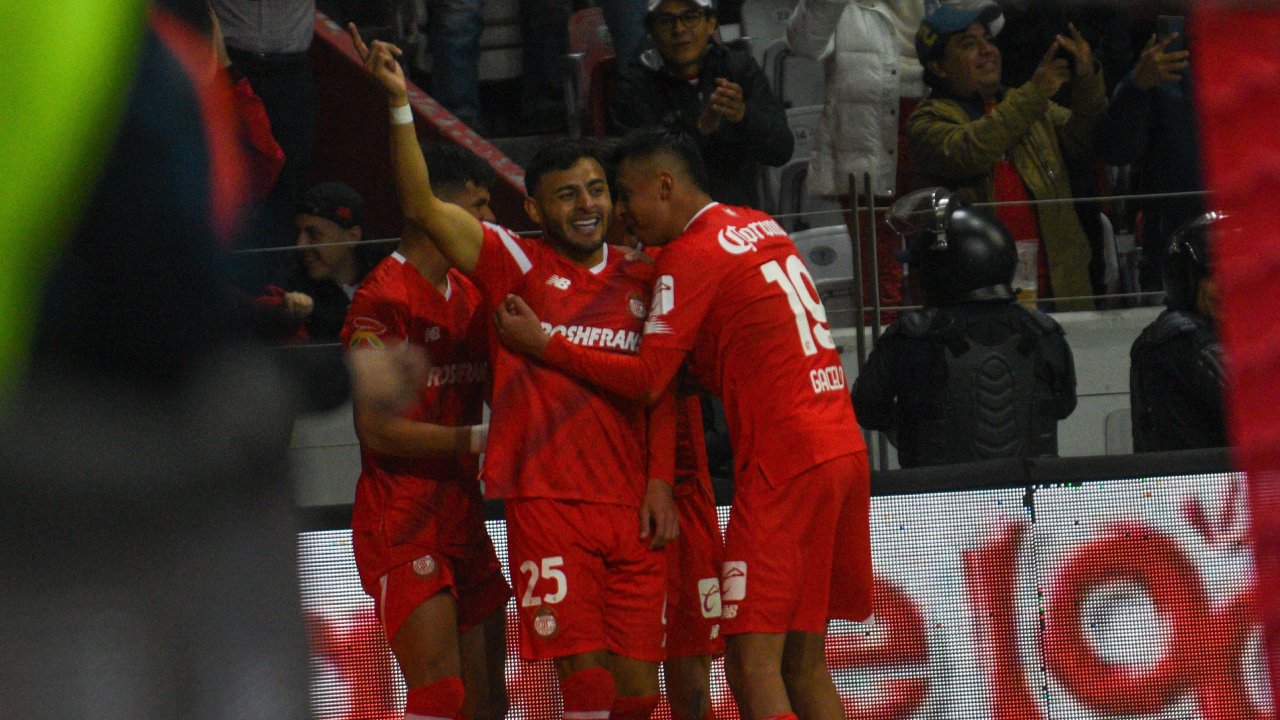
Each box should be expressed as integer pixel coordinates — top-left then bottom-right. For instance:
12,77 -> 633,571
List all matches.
469,424 -> 489,454
389,103 -> 413,126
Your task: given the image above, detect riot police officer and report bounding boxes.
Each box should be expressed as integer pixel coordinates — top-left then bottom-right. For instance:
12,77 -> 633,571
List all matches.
1130,212 -> 1227,452
851,188 -> 1078,468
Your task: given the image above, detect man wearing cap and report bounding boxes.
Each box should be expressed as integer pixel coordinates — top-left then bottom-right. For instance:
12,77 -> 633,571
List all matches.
907,2 -> 1106,311
609,0 -> 793,209
254,181 -> 382,344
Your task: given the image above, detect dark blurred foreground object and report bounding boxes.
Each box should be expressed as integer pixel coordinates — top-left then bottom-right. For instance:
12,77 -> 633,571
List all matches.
1130,211 -> 1226,452
0,7 -> 310,717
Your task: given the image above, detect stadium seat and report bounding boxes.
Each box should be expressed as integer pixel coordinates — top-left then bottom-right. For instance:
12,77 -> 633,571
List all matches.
760,104 -> 817,215
562,7 -> 617,138
739,0 -> 798,68
791,225 -> 860,328
1104,407 -> 1133,455
761,38 -> 823,108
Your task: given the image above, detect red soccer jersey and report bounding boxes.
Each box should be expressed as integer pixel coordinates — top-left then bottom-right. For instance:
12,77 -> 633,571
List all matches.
471,223 -> 656,505
644,203 -> 864,484
341,253 -> 490,579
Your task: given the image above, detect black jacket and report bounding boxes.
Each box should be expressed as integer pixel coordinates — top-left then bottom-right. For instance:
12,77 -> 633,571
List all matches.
1130,309 -> 1226,452
852,301 -> 1077,468
609,42 -> 793,208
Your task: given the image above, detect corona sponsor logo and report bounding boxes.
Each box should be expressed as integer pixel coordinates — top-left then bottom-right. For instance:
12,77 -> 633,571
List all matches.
716,218 -> 787,255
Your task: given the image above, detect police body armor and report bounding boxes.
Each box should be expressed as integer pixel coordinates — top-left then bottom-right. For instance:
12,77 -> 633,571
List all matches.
899,306 -> 1060,467
1130,309 -> 1226,452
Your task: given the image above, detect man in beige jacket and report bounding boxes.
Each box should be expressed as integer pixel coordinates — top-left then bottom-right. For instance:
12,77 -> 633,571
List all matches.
908,2 -> 1106,310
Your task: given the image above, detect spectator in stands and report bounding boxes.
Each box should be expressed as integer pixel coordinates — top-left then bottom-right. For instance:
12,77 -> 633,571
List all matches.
427,0 -> 486,131
518,0 -> 571,133
1130,212 -> 1226,452
786,0 -> 986,315
853,189 -> 1077,467
601,0 -> 650,67
907,3 -> 1106,310
426,143 -> 498,222
210,0 -> 317,253
255,182 -> 380,344
609,0 -> 793,208
1098,26 -> 1199,293
991,1 -> 1133,294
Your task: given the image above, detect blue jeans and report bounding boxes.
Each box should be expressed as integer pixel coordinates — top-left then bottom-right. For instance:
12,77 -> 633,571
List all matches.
428,0 -> 484,125
599,0 -> 646,66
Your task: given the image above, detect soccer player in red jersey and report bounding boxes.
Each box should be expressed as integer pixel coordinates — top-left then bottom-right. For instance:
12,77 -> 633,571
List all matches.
666,390 -> 727,720
342,145 -> 510,720
351,27 -> 679,720
494,129 -> 872,720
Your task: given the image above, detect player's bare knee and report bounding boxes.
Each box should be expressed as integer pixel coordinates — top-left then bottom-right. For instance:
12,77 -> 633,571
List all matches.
610,655 -> 660,696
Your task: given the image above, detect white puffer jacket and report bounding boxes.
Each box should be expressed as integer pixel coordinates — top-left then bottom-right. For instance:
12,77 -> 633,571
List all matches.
786,0 -> 940,198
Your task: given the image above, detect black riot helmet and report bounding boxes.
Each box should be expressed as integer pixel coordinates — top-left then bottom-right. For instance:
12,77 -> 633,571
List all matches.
888,188 -> 1017,306
1164,211 -> 1222,312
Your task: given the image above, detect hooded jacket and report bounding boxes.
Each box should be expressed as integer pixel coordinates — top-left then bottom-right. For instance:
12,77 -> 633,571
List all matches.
609,41 -> 793,208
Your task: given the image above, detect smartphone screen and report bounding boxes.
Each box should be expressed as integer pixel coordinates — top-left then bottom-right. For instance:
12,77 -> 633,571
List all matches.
1157,15 -> 1186,54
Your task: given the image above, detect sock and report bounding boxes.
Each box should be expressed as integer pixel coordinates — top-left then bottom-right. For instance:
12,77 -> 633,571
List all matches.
406,675 -> 465,720
611,693 -> 659,720
561,667 -> 616,720
759,714 -> 797,720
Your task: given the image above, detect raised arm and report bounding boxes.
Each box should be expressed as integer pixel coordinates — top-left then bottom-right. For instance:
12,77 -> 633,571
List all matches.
348,25 -> 484,273
908,42 -> 1070,180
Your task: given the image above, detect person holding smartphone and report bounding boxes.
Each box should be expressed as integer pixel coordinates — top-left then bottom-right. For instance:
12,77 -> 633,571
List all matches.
1097,16 -> 1198,294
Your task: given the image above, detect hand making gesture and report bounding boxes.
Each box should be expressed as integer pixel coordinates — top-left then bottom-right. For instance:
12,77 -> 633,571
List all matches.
696,78 -> 746,135
348,23 -> 408,105
1132,33 -> 1191,89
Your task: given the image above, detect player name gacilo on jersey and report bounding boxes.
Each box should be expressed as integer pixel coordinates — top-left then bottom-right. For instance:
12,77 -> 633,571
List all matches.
422,360 -> 489,388
540,323 -> 642,352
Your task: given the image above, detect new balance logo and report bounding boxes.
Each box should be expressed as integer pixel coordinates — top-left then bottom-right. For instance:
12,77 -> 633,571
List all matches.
546,275 -> 572,290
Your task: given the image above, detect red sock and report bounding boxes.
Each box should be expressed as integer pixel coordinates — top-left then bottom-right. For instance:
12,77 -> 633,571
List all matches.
611,693 -> 659,720
406,675 -> 465,720
561,667 -> 616,720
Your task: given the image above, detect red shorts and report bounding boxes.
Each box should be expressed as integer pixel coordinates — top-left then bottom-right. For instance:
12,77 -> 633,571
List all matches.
666,480 -> 726,657
720,452 -> 872,634
506,498 -> 666,662
362,534 -> 511,643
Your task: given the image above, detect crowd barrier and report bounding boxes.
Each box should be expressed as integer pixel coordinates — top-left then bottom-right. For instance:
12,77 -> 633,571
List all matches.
296,447 -> 1270,720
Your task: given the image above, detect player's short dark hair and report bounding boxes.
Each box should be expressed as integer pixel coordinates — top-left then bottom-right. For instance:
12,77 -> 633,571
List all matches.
612,127 -> 711,195
524,137 -> 610,197
423,142 -> 496,191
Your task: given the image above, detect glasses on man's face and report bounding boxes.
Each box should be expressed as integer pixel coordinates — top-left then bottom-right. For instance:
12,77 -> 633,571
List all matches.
651,9 -> 707,33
